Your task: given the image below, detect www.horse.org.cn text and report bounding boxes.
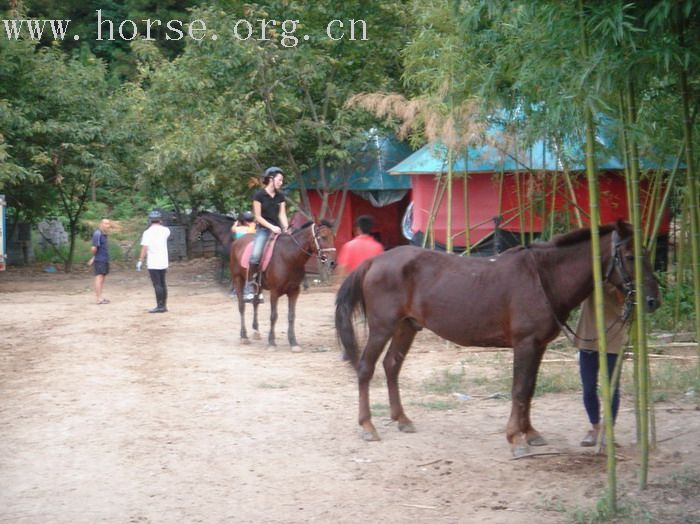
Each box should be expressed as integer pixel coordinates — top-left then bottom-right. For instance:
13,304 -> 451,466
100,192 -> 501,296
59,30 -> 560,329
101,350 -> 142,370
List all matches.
0,11 -> 369,47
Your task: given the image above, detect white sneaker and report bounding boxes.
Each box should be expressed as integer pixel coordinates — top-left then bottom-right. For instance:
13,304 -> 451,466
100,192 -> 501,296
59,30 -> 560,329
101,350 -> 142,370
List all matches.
243,282 -> 255,302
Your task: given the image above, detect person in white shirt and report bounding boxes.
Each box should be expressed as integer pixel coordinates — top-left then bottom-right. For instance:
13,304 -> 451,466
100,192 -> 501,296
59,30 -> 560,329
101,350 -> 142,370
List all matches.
137,210 -> 171,313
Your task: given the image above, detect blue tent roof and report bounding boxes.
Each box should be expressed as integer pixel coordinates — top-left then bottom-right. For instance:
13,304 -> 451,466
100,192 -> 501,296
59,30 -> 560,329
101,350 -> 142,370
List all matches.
389,133 -> 676,175
291,135 -> 413,190
389,140 -> 561,175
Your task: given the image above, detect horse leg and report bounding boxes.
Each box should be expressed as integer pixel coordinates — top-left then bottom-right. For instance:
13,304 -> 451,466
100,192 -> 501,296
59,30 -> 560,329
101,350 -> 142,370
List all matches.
235,279 -> 249,344
251,290 -> 261,341
286,287 -> 302,352
383,319 -> 418,433
357,327 -> 393,442
265,291 -> 279,350
507,341 -> 547,457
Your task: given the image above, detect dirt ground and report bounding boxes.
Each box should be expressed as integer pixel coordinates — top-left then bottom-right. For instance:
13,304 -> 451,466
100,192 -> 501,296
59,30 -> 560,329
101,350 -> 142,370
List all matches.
1,258 -> 699,524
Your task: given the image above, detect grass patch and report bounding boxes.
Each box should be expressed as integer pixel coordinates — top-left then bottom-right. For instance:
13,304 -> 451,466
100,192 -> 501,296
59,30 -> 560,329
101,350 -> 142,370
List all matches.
370,402 -> 389,417
534,365 -> 581,395
571,491 -> 635,523
411,399 -> 457,411
422,366 -> 468,394
568,469 -> 700,523
648,361 -> 700,398
256,382 -> 288,390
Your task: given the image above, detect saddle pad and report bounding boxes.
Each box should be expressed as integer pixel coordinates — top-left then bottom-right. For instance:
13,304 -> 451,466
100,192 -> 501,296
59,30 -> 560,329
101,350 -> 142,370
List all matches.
240,234 -> 279,270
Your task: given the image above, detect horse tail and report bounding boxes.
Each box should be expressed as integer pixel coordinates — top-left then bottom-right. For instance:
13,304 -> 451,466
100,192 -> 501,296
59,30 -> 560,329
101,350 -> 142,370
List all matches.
335,261 -> 371,370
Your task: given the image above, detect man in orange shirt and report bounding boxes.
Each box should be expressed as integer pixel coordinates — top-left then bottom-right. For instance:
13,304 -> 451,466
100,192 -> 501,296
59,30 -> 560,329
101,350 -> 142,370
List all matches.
336,215 -> 384,277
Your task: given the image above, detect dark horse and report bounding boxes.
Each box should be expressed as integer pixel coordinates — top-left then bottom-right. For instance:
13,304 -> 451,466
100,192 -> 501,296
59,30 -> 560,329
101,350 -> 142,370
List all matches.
335,221 -> 660,456
231,221 -> 336,352
189,212 -> 236,281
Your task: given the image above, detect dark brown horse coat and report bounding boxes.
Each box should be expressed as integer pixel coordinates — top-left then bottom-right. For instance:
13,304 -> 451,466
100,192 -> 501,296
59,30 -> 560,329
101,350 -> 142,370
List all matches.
231,222 -> 336,351
335,222 -> 660,456
189,212 -> 236,282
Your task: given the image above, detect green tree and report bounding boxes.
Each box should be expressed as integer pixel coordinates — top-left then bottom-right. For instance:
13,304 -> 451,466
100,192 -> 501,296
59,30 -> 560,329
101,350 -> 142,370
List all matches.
0,33 -> 112,270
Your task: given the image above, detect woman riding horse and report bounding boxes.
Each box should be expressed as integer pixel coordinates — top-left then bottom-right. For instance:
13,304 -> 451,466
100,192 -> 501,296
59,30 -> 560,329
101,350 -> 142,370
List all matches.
244,167 -> 289,302
231,219 -> 336,352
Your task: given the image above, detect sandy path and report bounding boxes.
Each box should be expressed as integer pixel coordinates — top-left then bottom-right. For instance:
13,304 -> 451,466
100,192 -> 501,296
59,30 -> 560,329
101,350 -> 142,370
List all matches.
1,260 -> 698,523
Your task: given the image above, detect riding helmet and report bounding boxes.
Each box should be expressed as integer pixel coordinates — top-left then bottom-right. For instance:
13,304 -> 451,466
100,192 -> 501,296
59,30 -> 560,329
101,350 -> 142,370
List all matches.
263,166 -> 283,179
148,209 -> 163,222
240,210 -> 255,222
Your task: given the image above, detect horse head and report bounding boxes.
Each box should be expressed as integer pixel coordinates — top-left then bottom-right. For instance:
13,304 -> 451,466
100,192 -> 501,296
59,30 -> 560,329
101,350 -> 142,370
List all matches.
289,220 -> 337,270
314,220 -> 337,270
605,220 -> 660,313
189,214 -> 209,243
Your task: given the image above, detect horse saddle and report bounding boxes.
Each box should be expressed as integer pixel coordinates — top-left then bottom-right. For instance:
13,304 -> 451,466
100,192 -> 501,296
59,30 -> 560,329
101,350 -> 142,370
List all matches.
240,234 -> 280,271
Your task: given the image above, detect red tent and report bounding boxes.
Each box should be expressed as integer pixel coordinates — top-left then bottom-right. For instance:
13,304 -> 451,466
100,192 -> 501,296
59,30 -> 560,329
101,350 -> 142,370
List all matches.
392,142 -> 671,256
292,135 -> 414,254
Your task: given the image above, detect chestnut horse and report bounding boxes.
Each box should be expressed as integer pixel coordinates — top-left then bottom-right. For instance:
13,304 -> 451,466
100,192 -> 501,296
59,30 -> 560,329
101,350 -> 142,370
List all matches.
231,221 -> 336,352
335,221 -> 660,456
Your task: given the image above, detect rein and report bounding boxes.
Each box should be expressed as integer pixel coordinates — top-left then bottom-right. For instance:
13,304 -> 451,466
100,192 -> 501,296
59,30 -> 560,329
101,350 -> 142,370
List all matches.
288,223 -> 336,263
526,231 -> 635,346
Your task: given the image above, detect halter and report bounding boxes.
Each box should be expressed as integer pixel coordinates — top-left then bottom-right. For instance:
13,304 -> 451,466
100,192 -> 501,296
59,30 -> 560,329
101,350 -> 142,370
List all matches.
604,230 -> 635,319
289,223 -> 336,264
527,230 -> 635,346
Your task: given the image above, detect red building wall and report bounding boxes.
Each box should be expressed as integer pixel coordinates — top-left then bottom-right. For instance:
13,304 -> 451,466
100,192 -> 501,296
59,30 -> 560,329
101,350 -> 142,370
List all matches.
307,191 -> 411,252
410,171 -> 670,248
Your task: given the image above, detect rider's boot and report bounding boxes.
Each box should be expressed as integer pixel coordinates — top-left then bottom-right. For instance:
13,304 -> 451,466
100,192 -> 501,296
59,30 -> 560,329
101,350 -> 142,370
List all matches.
243,263 -> 259,302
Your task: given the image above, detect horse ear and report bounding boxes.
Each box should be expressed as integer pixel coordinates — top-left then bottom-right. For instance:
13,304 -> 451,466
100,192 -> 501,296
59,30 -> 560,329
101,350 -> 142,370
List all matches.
615,218 -> 630,236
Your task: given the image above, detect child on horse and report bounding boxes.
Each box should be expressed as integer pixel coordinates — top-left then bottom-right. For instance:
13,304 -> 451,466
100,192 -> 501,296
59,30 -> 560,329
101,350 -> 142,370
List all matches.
231,210 -> 256,240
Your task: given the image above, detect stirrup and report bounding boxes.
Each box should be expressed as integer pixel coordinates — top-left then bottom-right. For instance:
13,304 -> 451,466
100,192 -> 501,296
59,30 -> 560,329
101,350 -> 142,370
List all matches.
243,281 -> 256,302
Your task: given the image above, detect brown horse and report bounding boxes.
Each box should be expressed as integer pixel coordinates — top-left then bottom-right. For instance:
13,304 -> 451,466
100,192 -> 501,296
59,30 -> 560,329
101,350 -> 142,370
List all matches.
189,212 -> 236,282
335,221 -> 660,456
231,221 -> 336,352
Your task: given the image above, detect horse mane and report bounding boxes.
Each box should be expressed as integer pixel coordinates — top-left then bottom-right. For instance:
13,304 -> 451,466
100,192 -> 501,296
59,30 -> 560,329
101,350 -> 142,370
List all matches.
514,223 -> 620,252
551,224 -> 614,247
197,211 -> 235,223
294,219 -> 334,231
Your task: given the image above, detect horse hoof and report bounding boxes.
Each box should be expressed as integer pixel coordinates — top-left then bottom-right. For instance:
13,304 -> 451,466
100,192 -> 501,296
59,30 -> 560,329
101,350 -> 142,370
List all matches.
361,430 -> 381,442
266,345 -> 277,352
252,332 -> 261,340
241,338 -> 250,345
290,346 -> 302,353
528,434 -> 548,447
398,421 -> 416,433
511,444 -> 530,458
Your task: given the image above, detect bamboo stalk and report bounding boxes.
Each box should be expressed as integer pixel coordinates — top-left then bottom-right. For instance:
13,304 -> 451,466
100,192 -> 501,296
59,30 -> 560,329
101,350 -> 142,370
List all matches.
463,151 -> 471,255
446,148 -> 454,253
678,48 -> 700,380
625,77 -> 651,488
579,0 -> 616,507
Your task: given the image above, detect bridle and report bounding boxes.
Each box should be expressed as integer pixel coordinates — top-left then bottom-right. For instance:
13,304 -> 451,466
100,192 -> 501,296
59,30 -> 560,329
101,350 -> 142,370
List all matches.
527,230 -> 636,345
289,223 -> 336,264
604,230 -> 636,321
191,218 -> 206,240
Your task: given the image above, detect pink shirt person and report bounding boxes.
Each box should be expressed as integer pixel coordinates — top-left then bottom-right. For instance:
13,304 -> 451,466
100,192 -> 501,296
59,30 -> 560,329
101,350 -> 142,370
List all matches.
337,215 -> 383,276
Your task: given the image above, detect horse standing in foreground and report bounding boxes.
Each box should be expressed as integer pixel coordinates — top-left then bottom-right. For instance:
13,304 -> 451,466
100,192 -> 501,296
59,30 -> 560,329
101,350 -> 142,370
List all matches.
189,212 -> 236,282
335,221 -> 660,456
231,221 -> 336,352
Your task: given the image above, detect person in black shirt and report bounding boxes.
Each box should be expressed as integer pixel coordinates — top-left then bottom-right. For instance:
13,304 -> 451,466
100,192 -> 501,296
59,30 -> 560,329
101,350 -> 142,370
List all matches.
90,218 -> 111,304
244,166 -> 289,301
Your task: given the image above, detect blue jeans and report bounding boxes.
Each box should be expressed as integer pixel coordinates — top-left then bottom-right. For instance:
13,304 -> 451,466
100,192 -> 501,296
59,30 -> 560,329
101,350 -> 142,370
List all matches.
250,227 -> 271,265
579,350 -> 620,426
